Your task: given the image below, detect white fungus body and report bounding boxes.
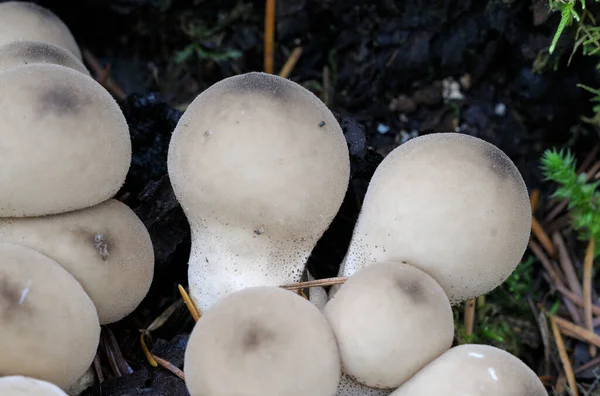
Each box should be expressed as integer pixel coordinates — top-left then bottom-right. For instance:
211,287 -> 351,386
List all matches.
0,41 -> 89,75
0,2 -> 81,59
0,376 -> 68,395
168,72 -> 350,312
184,287 -> 342,396
307,270 -> 328,311
336,133 -> 531,303
325,262 -> 454,389
389,344 -> 548,396
0,199 -> 155,324
0,64 -> 131,217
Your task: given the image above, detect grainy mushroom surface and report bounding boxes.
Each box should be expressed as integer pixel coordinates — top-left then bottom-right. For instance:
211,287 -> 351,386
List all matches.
0,243 -> 100,390
0,64 -> 131,217
0,376 -> 69,395
0,41 -> 89,75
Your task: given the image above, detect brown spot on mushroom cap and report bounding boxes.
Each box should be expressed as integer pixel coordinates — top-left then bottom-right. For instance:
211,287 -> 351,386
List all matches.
0,64 -> 131,217
389,344 -> 548,396
338,132 -> 532,303
184,286 -> 341,396
0,41 -> 89,75
0,376 -> 69,395
324,262 -> 454,389
168,72 -> 350,312
0,243 -> 100,390
0,2 -> 81,59
0,199 -> 155,324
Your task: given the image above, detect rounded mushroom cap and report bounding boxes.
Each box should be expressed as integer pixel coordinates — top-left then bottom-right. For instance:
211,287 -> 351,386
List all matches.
184,286 -> 341,396
0,376 -> 68,395
339,132 -> 531,303
0,243 -> 100,390
0,199 -> 155,324
168,72 -> 349,310
0,2 -> 81,59
0,41 -> 89,75
168,71 -> 349,235
0,64 -> 131,217
336,374 -> 393,396
324,262 -> 454,389
389,344 -> 548,396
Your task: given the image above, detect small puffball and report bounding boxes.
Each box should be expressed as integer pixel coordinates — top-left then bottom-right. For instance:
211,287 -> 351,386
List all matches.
0,41 -> 89,75
336,374 -> 393,396
0,243 -> 100,390
0,64 -> 131,217
389,344 -> 548,396
184,287 -> 341,396
0,2 -> 81,58
338,132 -> 531,303
0,376 -> 69,395
168,72 -> 349,312
0,199 -> 155,324
324,262 -> 454,389
308,270 -> 328,311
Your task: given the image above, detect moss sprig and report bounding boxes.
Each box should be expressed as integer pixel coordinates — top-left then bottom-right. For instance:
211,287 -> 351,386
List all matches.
540,148 -> 600,256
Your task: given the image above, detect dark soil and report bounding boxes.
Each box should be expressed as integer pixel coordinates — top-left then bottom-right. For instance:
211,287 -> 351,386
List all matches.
18,0 -> 600,394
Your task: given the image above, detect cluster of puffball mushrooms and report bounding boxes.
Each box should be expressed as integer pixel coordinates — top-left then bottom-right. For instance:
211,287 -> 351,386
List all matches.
0,2 -> 154,394
0,2 -> 549,396
169,72 -> 548,396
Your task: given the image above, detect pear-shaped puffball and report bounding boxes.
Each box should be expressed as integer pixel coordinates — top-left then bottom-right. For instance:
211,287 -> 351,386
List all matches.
168,72 -> 350,312
0,199 -> 154,324
337,132 -> 531,303
0,376 -> 68,395
0,41 -> 89,75
0,64 -> 131,217
325,262 -> 454,389
184,286 -> 341,396
0,2 -> 81,59
0,243 -> 100,390
336,374 -> 393,396
389,344 -> 548,396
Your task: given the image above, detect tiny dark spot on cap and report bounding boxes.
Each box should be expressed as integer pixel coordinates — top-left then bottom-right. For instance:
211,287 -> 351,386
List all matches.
240,324 -> 275,352
37,84 -> 85,117
0,276 -> 32,319
319,121 -> 326,127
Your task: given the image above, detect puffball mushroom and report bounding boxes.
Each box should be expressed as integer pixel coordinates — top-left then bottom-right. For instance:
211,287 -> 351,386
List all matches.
0,243 -> 100,390
0,64 -> 131,217
0,376 -> 68,396
0,199 -> 155,324
184,286 -> 341,396
0,41 -> 89,75
336,132 -> 531,303
168,72 -> 350,312
0,2 -> 81,59
324,262 -> 454,389
389,344 -> 548,396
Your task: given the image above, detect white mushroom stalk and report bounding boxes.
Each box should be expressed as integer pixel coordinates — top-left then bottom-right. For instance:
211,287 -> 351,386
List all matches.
389,344 -> 548,395
168,72 -> 350,312
336,132 -> 532,303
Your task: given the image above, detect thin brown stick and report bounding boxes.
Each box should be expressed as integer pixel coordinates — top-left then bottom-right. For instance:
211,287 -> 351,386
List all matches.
153,354 -> 185,381
576,144 -> 600,174
553,315 -> 600,349
281,277 -> 348,290
553,232 -> 583,297
529,240 -> 565,287
532,216 -> 555,256
82,49 -> 127,100
585,160 -> 600,182
555,282 -> 600,316
178,284 -> 200,322
464,299 -> 476,336
140,333 -> 158,367
583,239 -> 596,357
264,0 -> 276,73
574,355 -> 600,374
530,188 -> 541,213
549,315 -> 579,396
278,47 -> 302,78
